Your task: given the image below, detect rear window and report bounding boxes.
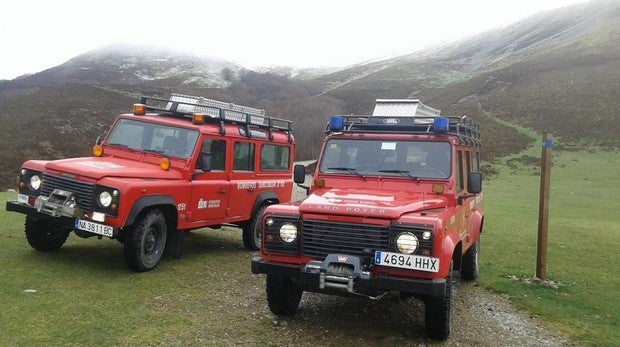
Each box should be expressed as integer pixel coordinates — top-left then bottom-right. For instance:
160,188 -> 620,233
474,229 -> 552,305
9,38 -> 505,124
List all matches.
261,144 -> 290,171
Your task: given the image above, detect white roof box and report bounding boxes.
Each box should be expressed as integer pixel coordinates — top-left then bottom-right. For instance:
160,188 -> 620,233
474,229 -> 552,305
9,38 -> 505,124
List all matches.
372,99 -> 441,117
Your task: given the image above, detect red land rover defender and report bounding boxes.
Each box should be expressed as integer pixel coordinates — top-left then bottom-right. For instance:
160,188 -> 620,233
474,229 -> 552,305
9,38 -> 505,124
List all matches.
6,94 -> 295,272
251,99 -> 483,340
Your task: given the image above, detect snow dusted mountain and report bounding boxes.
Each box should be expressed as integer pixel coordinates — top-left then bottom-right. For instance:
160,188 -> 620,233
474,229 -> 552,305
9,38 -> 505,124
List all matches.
1,44 -> 242,95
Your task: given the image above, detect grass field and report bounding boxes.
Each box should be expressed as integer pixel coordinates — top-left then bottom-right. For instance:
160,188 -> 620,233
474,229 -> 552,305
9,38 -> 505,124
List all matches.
480,149 -> 619,345
0,150 -> 618,346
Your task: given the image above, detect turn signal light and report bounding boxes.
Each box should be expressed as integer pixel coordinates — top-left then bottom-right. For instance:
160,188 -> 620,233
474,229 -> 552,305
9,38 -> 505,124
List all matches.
432,184 -> 445,194
93,145 -> 103,157
160,157 -> 171,170
192,113 -> 206,124
314,178 -> 325,188
133,103 -> 146,115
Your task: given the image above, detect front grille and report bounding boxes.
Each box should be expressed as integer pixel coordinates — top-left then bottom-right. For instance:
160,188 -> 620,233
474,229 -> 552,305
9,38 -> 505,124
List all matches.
41,173 -> 95,211
302,220 -> 390,259
301,220 -> 435,259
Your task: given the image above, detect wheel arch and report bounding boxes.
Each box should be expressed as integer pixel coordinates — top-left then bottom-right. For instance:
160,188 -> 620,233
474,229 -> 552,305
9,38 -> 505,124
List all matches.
441,232 -> 460,277
451,241 -> 463,273
251,192 -> 280,218
124,195 -> 178,229
470,210 -> 484,237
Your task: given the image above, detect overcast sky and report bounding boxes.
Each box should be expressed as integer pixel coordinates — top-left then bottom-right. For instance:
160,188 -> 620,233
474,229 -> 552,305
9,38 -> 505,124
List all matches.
1,0 -> 586,80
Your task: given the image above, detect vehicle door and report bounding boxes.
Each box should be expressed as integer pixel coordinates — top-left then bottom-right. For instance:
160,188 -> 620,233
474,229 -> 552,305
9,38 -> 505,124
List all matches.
188,137 -> 230,223
228,140 -> 257,220
455,149 -> 478,248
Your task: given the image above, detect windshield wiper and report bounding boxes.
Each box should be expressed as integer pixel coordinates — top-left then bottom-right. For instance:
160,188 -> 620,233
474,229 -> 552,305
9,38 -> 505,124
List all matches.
107,142 -> 129,148
378,169 -> 420,181
327,167 -> 366,179
143,149 -> 165,155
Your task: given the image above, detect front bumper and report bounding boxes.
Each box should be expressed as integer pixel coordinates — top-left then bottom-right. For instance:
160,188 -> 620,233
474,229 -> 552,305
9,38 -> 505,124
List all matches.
252,255 -> 446,298
6,200 -> 75,229
6,200 -> 118,238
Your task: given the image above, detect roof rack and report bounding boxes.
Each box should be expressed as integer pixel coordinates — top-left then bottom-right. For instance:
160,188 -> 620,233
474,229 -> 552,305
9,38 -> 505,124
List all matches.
326,115 -> 481,147
139,94 -> 293,142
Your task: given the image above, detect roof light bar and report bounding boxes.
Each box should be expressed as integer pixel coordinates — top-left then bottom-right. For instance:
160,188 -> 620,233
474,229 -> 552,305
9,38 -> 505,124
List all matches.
329,116 -> 344,132
433,117 -> 449,133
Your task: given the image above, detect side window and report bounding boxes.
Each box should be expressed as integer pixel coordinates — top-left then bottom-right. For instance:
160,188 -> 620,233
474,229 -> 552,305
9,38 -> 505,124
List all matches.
465,150 -> 472,174
473,152 -> 480,171
233,142 -> 255,171
200,138 -> 226,171
261,144 -> 290,171
456,151 -> 464,192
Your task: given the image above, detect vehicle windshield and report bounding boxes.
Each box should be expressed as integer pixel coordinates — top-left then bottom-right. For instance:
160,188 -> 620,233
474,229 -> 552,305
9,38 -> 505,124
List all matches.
106,118 -> 199,159
319,139 -> 451,179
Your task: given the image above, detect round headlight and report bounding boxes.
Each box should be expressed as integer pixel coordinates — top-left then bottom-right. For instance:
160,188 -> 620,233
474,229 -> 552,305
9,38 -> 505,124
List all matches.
279,223 -> 298,243
396,232 -> 419,254
98,191 -> 112,207
29,175 -> 41,190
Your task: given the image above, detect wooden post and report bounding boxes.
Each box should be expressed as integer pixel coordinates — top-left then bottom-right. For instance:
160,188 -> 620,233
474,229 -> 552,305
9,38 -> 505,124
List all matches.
536,132 -> 552,280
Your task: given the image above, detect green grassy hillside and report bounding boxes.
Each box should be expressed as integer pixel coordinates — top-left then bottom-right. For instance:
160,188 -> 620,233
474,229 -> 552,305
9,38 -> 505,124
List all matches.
317,0 -> 619,152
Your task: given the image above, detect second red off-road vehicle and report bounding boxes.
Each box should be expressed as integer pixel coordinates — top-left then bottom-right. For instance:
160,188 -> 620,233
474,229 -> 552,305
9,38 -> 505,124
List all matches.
252,99 -> 484,339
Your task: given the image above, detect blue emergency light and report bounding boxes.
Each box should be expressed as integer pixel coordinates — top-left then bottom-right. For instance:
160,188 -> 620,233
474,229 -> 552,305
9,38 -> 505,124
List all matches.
329,115 -> 344,132
433,117 -> 449,133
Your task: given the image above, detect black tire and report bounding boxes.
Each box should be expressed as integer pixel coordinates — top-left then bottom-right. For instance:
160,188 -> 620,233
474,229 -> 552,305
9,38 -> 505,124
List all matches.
123,209 -> 167,272
266,274 -> 302,316
24,216 -> 70,251
424,261 -> 453,340
243,205 -> 266,251
460,239 -> 480,281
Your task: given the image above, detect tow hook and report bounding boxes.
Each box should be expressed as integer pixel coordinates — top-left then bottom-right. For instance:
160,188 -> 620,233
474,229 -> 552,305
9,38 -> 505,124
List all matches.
303,253 -> 386,299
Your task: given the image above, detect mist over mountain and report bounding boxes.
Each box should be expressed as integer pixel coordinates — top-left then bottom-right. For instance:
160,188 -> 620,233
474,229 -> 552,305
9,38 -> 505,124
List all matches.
0,0 -> 617,189
1,44 -> 243,98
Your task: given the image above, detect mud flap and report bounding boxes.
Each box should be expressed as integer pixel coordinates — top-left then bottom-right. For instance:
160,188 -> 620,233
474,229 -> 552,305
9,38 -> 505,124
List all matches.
164,229 -> 185,259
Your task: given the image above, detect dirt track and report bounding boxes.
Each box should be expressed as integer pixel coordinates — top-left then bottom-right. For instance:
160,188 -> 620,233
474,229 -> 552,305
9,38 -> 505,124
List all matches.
251,275 -> 577,346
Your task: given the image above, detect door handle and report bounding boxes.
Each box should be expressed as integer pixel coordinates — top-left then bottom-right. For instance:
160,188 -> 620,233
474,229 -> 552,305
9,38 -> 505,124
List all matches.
218,189 -> 227,194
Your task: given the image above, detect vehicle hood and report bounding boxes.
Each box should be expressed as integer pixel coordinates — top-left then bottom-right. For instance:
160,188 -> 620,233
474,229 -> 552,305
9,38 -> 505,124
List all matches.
299,187 -> 449,219
44,157 -> 183,180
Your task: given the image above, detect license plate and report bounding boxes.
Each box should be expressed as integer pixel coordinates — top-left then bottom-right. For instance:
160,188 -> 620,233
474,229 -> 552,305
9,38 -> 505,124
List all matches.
375,251 -> 440,273
75,219 -> 114,237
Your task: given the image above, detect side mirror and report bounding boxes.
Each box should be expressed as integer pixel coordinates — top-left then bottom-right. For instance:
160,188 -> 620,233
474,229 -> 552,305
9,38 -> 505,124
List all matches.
293,164 -> 310,195
198,154 -> 212,172
293,164 -> 306,184
467,172 -> 482,194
